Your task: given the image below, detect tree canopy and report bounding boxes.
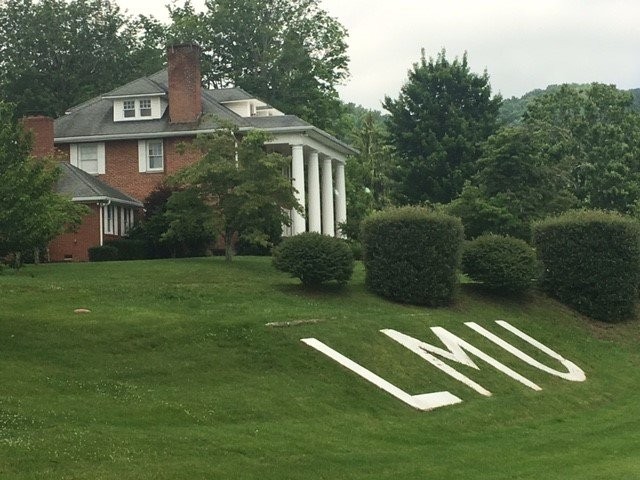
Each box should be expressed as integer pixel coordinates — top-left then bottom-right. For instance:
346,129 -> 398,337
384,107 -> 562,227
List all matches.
448,83 -> 640,240
169,127 -> 300,261
383,49 -> 502,205
0,0 -> 164,118
0,102 -> 87,266
166,0 -> 349,132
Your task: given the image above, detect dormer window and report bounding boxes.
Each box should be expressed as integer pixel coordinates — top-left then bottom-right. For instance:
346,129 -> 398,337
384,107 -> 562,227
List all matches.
123,100 -> 136,118
140,99 -> 152,117
112,97 -> 166,122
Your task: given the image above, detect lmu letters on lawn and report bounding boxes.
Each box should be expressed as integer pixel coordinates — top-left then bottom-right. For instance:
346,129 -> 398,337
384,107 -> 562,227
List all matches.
302,321 -> 586,412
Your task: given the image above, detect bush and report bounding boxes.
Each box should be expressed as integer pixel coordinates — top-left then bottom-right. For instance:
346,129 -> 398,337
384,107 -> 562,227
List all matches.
88,245 -> 119,262
361,206 -> 464,306
272,233 -> 354,287
462,234 -> 536,294
533,210 -> 640,322
104,239 -> 147,261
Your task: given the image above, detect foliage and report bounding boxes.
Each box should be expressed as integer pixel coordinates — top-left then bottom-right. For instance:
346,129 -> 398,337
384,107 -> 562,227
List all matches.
170,127 -> 300,261
128,183 -> 214,259
361,206 -> 463,305
167,0 -> 349,133
499,84 -> 640,126
162,188 -> 218,257
0,102 -> 87,268
0,0 -> 164,117
341,105 -> 395,240
87,244 -> 119,262
533,210 -> 640,322
272,232 -> 354,287
103,239 -> 147,261
522,84 -> 640,214
461,234 -> 537,294
447,126 -> 576,239
383,49 -> 502,205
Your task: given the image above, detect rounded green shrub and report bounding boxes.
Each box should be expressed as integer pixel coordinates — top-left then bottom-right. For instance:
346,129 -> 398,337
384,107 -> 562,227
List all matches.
88,245 -> 119,262
361,206 -> 464,306
272,233 -> 354,287
462,234 -> 536,294
533,210 -> 640,322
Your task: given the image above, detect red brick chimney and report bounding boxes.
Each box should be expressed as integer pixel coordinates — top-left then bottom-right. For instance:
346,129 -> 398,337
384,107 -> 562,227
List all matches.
167,43 -> 203,124
21,116 -> 55,158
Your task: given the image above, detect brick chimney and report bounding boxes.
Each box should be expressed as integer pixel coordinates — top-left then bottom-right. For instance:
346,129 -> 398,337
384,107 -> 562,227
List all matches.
21,116 -> 55,158
167,43 -> 203,124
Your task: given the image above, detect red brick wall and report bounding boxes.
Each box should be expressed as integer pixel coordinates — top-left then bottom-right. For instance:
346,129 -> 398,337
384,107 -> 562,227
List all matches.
54,137 -> 202,202
48,204 -> 101,262
101,137 -> 201,201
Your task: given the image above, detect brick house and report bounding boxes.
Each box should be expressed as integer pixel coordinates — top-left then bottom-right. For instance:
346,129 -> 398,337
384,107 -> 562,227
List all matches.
43,43 -> 355,261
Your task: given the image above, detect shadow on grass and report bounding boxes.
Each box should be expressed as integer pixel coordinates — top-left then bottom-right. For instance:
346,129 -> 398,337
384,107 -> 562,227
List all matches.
275,282 -> 353,298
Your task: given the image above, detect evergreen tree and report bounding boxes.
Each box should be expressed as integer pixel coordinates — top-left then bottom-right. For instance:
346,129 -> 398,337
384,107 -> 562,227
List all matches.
384,49 -> 502,205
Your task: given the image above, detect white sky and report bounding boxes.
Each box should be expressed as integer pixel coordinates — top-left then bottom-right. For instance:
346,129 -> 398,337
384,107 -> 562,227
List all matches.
117,0 -> 640,110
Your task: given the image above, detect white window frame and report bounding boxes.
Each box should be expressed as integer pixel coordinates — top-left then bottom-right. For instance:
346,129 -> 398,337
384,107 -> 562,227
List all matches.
70,143 -> 105,174
104,204 -> 115,235
138,139 -> 164,172
123,100 -> 136,118
139,99 -> 152,117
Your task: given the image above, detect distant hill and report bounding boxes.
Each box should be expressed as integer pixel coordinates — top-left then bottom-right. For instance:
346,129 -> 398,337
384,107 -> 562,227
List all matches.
498,85 -> 640,126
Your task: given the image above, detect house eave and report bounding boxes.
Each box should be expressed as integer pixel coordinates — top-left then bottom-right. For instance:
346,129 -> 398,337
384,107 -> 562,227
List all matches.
55,126 -> 358,156
72,196 -> 143,208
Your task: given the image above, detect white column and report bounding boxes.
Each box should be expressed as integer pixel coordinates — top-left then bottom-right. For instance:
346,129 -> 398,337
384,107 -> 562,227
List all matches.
321,157 -> 335,237
335,161 -> 347,238
291,144 -> 306,235
307,150 -> 321,233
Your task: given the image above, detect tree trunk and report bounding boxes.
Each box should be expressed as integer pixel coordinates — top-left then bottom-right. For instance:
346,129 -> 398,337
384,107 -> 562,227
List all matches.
224,229 -> 234,262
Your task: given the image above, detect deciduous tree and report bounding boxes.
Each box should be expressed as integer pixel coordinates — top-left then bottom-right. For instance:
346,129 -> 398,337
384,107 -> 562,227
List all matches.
0,102 -> 87,267
169,127 -> 300,261
0,0 -> 164,117
167,0 -> 349,133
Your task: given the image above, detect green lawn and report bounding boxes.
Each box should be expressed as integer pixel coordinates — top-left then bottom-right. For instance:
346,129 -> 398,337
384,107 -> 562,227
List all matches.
1,257 -> 640,479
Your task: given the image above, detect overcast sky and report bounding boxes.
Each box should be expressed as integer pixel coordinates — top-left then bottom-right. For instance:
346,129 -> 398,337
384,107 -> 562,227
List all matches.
117,0 -> 640,111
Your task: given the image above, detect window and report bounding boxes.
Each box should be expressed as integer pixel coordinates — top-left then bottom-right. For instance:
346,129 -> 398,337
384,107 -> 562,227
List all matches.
71,143 -> 105,174
123,100 -> 136,118
104,205 -> 115,234
138,139 -> 164,172
122,208 -> 134,235
147,140 -> 163,170
79,144 -> 99,174
139,99 -> 152,117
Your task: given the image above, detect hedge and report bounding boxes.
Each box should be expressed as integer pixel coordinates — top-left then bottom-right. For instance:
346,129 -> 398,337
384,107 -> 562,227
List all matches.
361,206 -> 464,306
533,210 -> 640,322
462,234 -> 536,294
272,232 -> 354,287
88,245 -> 119,262
104,239 -> 147,261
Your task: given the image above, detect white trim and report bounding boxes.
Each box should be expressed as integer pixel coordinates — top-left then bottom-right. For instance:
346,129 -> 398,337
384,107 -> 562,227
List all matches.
102,93 -> 166,99
70,144 -> 79,167
55,126 -> 358,156
71,196 -> 142,208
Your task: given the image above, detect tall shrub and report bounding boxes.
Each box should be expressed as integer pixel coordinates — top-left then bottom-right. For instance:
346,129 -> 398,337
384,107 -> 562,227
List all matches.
533,210 -> 640,322
361,207 -> 464,305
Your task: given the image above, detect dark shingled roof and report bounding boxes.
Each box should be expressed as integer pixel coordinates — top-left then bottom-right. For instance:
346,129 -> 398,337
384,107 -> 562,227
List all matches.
54,68 -> 310,140
54,68 -> 357,156
56,163 -> 143,207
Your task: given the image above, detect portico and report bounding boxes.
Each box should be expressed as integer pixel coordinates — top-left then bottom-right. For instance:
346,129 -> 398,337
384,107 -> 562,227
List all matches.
265,128 -> 355,238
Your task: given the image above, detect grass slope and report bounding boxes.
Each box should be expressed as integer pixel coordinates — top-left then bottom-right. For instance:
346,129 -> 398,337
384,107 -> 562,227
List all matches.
1,257 -> 639,479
